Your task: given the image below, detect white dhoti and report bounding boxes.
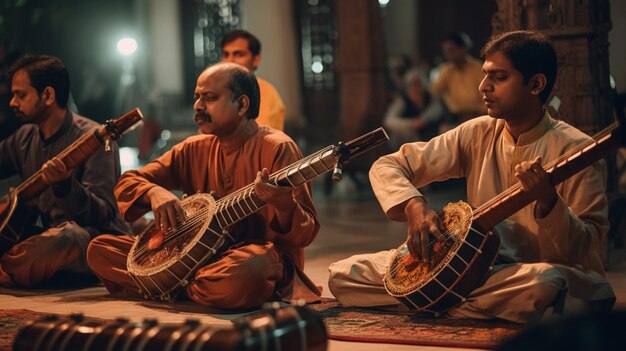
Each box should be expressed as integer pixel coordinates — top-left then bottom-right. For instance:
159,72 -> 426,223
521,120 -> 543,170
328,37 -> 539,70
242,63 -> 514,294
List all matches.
328,250 -> 615,323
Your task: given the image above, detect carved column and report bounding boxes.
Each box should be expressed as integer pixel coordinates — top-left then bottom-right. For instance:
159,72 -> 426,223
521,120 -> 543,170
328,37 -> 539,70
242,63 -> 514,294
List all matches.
492,0 -> 613,134
335,0 -> 388,141
334,0 -> 390,173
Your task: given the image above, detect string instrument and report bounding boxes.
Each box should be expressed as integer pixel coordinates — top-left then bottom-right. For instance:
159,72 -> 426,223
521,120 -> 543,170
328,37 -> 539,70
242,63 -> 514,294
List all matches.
0,108 -> 143,255
127,128 -> 389,302
384,121 -> 626,314
13,302 -> 327,351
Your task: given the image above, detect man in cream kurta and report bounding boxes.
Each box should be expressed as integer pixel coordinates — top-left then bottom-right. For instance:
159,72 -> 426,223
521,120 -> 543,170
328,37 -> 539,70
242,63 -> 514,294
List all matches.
328,30 -> 615,323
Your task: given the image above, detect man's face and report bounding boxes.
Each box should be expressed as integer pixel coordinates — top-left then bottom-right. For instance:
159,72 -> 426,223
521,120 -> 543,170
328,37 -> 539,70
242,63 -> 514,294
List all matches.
441,40 -> 466,64
9,70 -> 46,124
479,52 -> 533,121
221,38 -> 260,71
193,67 -> 245,137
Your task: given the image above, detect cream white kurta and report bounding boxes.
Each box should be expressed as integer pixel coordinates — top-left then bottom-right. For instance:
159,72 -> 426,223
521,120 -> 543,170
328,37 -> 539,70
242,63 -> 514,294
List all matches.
329,113 -> 615,323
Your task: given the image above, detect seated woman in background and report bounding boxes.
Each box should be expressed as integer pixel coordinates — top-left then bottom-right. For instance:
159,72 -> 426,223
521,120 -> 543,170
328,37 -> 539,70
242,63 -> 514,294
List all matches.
383,70 -> 438,149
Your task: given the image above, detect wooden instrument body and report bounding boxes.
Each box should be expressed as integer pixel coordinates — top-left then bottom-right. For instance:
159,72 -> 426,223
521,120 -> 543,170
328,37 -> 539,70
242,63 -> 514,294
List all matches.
127,193 -> 228,301
126,128 -> 390,302
13,303 -> 328,351
0,109 -> 143,255
0,190 -> 28,250
384,121 -> 624,313
384,202 -> 500,313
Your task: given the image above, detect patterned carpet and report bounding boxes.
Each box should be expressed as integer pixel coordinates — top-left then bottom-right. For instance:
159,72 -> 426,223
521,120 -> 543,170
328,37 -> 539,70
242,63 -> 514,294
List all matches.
309,298 -> 524,349
0,309 -> 54,351
1,299 -> 524,350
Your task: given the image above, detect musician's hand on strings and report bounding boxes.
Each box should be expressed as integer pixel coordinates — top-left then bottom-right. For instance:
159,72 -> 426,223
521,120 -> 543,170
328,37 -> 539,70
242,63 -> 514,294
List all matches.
514,156 -> 557,218
41,159 -> 71,186
254,168 -> 295,212
145,187 -> 187,233
254,168 -> 296,231
404,197 -> 445,263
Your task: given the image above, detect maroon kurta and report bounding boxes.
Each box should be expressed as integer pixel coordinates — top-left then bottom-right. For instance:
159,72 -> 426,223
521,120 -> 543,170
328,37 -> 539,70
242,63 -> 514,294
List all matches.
88,120 -> 320,308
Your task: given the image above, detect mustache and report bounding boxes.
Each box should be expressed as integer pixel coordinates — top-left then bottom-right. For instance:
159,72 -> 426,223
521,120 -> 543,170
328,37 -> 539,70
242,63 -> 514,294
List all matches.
194,111 -> 211,122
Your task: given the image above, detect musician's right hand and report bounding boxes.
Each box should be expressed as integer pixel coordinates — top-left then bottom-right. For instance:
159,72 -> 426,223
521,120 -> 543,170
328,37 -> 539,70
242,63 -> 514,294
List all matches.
145,187 -> 187,232
403,197 -> 444,263
41,159 -> 71,185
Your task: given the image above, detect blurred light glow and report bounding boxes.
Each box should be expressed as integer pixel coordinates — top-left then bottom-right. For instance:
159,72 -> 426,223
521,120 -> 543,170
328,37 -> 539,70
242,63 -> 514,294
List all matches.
119,147 -> 140,172
379,0 -> 390,6
311,61 -> 324,74
117,37 -> 138,56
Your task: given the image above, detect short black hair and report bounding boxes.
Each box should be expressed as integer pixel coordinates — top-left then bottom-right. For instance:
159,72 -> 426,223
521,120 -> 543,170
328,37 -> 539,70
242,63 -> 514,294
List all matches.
8,54 -> 70,108
220,29 -> 261,56
226,64 -> 260,120
443,32 -> 472,50
481,30 -> 557,103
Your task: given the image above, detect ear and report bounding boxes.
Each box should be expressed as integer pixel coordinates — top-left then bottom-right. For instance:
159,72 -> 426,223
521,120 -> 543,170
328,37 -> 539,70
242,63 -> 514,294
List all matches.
42,87 -> 56,106
237,95 -> 250,118
251,54 -> 261,70
529,74 -> 547,96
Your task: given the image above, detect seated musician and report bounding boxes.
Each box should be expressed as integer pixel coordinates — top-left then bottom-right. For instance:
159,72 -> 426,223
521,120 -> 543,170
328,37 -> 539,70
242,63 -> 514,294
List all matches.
87,62 -> 321,309
0,55 -> 128,287
328,30 -> 615,323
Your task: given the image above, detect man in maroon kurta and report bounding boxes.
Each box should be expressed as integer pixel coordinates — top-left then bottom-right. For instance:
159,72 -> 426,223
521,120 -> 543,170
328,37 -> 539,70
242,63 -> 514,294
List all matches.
87,62 -> 320,309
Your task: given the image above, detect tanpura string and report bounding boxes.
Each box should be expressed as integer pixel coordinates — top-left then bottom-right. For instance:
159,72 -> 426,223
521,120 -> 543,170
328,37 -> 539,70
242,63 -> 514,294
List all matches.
473,123 -> 615,216
134,145 -> 337,259
388,123 -> 618,279
386,222 -> 467,277
16,130 -> 97,193
216,145 -> 333,205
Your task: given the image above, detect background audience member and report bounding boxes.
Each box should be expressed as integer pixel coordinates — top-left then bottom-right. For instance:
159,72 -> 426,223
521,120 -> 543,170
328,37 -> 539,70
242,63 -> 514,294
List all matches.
383,70 -> 437,149
221,29 -> 286,131
430,32 -> 486,133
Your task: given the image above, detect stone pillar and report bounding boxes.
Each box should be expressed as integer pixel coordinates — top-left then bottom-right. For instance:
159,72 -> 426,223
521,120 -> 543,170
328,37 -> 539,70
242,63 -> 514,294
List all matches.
492,0 -> 613,134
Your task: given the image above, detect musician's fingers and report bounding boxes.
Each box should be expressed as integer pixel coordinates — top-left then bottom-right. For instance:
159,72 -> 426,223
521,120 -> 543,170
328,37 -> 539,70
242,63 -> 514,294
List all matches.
257,168 -> 270,183
50,158 -> 67,171
516,176 -> 531,192
428,221 -> 443,240
429,216 -> 445,239
514,165 -> 533,186
41,160 -> 53,185
175,204 -> 187,224
165,205 -> 179,230
261,168 -> 270,180
153,209 -> 161,231
420,230 -> 429,263
406,230 -> 417,258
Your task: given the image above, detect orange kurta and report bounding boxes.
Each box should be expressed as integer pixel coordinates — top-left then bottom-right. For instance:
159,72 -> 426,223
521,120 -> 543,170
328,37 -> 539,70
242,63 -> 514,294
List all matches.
87,120 -> 320,308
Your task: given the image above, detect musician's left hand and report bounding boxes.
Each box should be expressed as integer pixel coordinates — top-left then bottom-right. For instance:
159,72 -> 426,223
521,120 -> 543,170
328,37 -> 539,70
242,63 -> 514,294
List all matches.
254,168 -> 295,211
41,159 -> 71,186
514,156 -> 557,218
254,168 -> 296,230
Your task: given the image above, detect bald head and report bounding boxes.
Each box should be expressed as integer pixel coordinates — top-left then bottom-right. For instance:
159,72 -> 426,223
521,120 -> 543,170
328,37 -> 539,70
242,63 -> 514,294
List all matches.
200,62 -> 260,120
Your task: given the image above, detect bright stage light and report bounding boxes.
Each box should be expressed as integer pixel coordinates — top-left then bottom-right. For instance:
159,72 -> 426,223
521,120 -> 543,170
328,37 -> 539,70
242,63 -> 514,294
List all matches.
117,37 -> 137,56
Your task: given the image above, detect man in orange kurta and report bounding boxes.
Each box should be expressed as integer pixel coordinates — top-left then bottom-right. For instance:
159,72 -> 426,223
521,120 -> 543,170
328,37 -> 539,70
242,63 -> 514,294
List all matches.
87,62 -> 320,309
